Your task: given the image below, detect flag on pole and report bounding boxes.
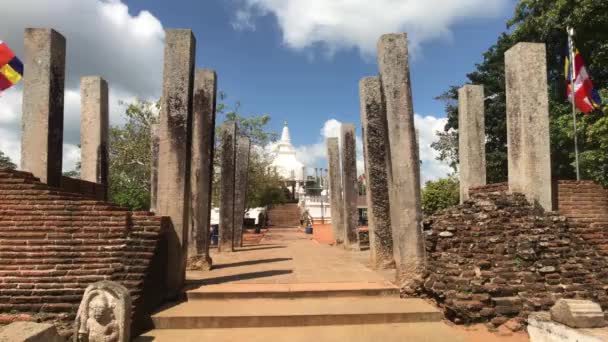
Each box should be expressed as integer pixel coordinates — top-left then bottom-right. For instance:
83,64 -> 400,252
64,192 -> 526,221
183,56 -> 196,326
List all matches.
0,41 -> 23,91
565,49 -> 602,113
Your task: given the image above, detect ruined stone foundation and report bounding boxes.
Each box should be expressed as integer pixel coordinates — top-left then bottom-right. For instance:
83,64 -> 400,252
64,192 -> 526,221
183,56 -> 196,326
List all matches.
422,188 -> 608,327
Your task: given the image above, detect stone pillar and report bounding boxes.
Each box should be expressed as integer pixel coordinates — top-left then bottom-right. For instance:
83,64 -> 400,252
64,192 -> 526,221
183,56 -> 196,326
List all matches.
505,43 -> 553,210
359,77 -> 394,268
150,123 -> 159,213
21,28 -> 66,187
458,85 -> 486,203
340,123 -> 359,248
218,121 -> 237,253
156,29 -> 195,297
80,76 -> 109,194
326,138 -> 344,244
233,136 -> 251,248
188,69 -> 217,270
377,33 -> 425,289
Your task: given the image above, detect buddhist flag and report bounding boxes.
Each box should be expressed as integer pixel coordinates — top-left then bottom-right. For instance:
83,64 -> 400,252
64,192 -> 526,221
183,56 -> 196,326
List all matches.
565,49 -> 602,113
0,41 -> 23,91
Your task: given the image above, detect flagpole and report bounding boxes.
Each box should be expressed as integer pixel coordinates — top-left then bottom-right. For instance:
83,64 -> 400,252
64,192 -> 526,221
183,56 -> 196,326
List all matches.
568,27 -> 581,181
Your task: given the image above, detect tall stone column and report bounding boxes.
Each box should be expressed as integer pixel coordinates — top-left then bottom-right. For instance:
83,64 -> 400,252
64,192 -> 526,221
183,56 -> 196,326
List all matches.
219,121 -> 237,253
234,136 -> 251,248
326,138 -> 344,244
340,123 -> 359,248
157,29 -> 196,297
188,69 -> 217,270
377,33 -> 425,290
21,28 -> 65,187
150,123 -> 159,213
505,43 -> 553,210
80,76 -> 109,196
458,85 -> 486,203
359,77 -> 394,268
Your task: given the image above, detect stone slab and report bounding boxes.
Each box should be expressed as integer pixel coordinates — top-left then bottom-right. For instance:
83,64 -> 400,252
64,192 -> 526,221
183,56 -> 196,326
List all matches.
550,299 -> 606,329
528,312 -> 608,342
151,297 -> 443,329
138,322 -> 465,342
0,321 -> 64,342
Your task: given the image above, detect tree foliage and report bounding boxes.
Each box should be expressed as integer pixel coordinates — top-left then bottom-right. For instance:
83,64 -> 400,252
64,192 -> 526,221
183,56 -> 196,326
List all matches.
108,99 -> 158,210
0,150 -> 16,170
433,0 -> 608,186
421,177 -> 460,215
212,92 -> 285,209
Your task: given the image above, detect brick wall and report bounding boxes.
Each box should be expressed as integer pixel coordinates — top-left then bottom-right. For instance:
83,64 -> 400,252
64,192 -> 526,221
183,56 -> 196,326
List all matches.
556,180 -> 608,255
422,188 -> 608,327
0,169 -> 168,337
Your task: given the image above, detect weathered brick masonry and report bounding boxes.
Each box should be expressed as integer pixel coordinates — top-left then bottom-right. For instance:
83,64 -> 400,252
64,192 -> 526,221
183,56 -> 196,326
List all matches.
0,169 -> 169,337
422,182 -> 608,326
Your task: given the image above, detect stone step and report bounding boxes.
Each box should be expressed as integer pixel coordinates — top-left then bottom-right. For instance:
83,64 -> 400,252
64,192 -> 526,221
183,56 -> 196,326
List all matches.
138,322 -> 465,341
151,297 -> 442,329
187,282 -> 399,299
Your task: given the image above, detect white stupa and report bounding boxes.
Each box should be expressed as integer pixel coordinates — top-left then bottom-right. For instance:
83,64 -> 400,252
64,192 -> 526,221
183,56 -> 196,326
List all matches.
271,121 -> 304,181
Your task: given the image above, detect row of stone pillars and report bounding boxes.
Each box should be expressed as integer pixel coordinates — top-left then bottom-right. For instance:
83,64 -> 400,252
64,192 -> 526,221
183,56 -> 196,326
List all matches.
18,28 -> 251,298
326,33 -> 424,289
151,30 -> 252,296
458,42 -> 552,211
327,36 -> 554,290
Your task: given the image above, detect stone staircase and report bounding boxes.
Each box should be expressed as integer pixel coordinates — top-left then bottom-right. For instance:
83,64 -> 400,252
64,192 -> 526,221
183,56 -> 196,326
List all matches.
268,203 -> 301,227
138,283 -> 458,341
557,180 -> 608,255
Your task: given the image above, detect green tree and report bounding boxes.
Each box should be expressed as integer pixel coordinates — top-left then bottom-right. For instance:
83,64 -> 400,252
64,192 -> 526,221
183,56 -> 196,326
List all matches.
108,99 -> 158,210
433,0 -> 608,185
421,177 -> 460,215
0,150 -> 16,170
212,92 -> 285,209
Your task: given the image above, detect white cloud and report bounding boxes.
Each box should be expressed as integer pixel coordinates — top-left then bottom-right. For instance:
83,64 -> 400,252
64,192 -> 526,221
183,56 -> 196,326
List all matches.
232,0 -> 509,55
0,0 -> 164,171
293,115 -> 451,185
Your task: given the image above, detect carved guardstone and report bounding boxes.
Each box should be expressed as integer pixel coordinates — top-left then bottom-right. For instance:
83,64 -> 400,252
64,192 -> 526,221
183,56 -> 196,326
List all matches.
74,281 -> 131,342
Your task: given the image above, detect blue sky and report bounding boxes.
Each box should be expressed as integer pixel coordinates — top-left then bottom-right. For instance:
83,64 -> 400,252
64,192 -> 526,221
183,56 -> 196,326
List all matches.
0,0 -> 517,180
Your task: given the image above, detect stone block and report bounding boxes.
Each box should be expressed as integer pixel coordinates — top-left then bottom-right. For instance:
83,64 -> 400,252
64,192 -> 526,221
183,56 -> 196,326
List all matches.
550,299 -> 606,329
21,28 -> 66,187
326,138 -> 344,245
360,76 -> 394,269
458,85 -> 486,203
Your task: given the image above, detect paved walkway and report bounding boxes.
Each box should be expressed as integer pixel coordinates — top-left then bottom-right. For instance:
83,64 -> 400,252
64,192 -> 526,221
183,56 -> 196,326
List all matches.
140,227 -> 529,341
186,227 -> 392,287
